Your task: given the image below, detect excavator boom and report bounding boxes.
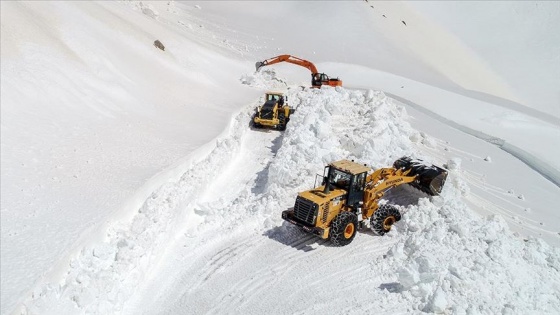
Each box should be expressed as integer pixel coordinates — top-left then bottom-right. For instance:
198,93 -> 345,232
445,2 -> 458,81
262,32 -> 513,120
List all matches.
255,54 -> 318,73
255,54 -> 342,88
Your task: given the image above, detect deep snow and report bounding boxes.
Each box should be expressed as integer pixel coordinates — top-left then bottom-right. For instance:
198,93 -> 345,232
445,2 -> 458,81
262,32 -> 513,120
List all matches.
2,1 -> 560,314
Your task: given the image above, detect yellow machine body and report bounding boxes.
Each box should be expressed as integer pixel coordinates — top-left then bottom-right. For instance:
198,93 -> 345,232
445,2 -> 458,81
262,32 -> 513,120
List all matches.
252,92 -> 292,130
282,158 -> 448,246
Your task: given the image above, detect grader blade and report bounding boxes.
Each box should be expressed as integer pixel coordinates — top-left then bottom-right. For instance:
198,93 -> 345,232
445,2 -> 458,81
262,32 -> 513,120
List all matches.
393,157 -> 448,196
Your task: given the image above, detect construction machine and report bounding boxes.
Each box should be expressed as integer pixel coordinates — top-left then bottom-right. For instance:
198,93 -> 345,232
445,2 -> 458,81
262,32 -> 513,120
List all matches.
281,157 -> 448,246
252,91 -> 292,131
255,55 -> 342,88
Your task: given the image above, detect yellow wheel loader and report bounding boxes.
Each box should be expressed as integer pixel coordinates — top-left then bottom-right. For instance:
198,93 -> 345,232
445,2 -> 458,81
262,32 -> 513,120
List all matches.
252,92 -> 293,131
281,157 -> 448,246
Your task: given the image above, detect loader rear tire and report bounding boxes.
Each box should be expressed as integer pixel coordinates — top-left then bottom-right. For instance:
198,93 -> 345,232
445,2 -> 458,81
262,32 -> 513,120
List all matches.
371,205 -> 401,236
278,112 -> 286,131
329,212 -> 358,246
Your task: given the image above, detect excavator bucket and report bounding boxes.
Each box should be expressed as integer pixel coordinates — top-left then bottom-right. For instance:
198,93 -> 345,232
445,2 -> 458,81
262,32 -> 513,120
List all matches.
393,157 -> 448,196
255,61 -> 264,72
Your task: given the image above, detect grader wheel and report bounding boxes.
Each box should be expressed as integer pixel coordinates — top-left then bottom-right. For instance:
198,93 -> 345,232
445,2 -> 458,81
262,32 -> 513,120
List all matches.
371,205 -> 402,236
329,212 -> 359,246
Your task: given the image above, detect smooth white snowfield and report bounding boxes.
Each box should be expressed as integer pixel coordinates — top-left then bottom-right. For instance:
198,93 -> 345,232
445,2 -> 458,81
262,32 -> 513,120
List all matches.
1,1 -> 559,314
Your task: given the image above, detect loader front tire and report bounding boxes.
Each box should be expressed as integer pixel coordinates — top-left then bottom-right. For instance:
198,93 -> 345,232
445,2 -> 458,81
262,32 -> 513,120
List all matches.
329,212 -> 358,246
371,205 -> 401,236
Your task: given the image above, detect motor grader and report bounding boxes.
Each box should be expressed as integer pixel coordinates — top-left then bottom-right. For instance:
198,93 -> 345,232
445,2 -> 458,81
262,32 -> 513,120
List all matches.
281,157 -> 448,246
252,91 -> 292,131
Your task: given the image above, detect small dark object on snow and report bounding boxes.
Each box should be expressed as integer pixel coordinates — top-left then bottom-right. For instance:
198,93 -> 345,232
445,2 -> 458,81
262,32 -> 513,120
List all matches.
382,14 -> 386,18
370,6 -> 374,9
154,40 -> 165,51
402,20 -> 407,26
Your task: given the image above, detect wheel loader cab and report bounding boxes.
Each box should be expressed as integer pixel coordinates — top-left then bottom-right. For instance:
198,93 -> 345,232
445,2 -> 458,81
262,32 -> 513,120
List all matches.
324,161 -> 369,209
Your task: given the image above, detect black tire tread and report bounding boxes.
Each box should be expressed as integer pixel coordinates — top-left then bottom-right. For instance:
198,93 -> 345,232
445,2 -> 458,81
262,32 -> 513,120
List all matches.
370,204 -> 401,236
329,211 -> 359,246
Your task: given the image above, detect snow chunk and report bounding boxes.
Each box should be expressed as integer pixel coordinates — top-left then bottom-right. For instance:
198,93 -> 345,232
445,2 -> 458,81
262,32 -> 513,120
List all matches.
445,158 -> 461,170
426,288 -> 447,313
240,69 -> 288,89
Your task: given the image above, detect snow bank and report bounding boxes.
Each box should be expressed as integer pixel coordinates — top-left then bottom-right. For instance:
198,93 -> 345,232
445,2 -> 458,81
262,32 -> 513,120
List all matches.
19,108 -> 254,314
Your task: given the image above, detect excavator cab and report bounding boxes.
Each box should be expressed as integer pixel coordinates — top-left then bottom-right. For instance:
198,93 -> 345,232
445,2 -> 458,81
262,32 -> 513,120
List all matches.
312,73 -> 342,88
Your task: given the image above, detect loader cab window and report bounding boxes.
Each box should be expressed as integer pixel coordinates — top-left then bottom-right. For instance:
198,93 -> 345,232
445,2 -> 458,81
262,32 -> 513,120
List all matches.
267,94 -> 281,102
329,168 -> 351,190
348,172 -> 367,207
352,172 -> 366,192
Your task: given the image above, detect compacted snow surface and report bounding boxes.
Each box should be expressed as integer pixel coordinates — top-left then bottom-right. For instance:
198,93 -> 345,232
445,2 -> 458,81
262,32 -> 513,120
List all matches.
2,1 -> 560,315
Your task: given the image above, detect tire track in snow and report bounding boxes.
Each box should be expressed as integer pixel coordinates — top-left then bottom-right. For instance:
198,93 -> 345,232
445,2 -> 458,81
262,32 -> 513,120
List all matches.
187,236 -> 264,292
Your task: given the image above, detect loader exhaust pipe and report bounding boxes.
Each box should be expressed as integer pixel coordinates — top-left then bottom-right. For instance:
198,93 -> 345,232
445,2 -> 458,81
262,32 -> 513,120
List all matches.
393,157 -> 448,196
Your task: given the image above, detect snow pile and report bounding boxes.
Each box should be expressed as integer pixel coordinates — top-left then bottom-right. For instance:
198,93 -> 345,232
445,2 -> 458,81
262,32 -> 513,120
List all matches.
382,194 -> 560,314
266,87 -> 418,200
240,68 -> 289,90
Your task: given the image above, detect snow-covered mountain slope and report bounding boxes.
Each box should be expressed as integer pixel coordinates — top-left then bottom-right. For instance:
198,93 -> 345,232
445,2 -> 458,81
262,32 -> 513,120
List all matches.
2,1 -> 559,314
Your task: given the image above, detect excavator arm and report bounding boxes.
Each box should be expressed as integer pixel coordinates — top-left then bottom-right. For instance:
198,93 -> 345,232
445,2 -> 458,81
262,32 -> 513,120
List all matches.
255,54 -> 319,74
255,54 -> 342,88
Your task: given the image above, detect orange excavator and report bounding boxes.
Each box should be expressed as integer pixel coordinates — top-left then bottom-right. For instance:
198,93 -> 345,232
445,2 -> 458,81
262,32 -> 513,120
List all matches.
255,55 -> 342,88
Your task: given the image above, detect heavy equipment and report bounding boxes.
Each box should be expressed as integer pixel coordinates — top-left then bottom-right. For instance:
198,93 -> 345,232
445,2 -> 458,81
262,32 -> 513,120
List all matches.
255,55 -> 342,88
281,157 -> 448,246
252,91 -> 292,131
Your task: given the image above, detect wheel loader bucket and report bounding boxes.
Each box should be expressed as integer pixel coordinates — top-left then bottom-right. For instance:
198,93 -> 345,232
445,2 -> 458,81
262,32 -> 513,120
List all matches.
393,157 -> 448,196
